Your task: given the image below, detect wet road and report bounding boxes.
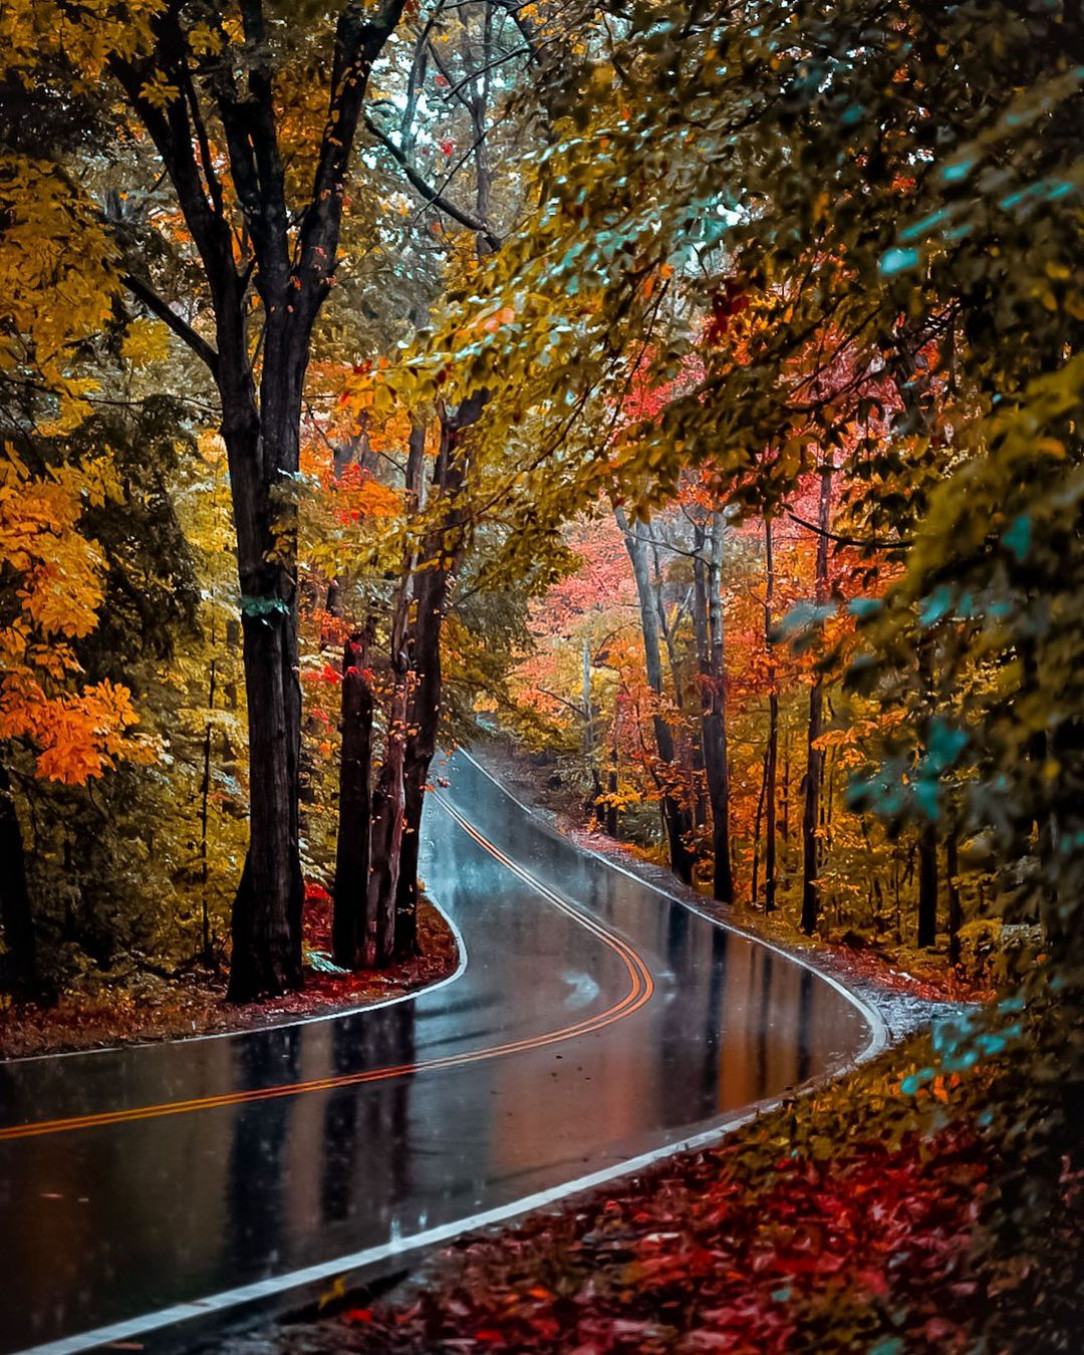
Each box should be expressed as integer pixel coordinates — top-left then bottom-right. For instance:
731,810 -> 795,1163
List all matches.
0,753 -> 880,1354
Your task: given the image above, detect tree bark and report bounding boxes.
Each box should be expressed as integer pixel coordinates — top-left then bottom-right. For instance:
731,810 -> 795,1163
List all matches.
0,761 -> 36,996
918,821 -> 939,948
693,512 -> 734,904
223,375 -> 306,1000
617,507 -> 695,884
396,398 -> 485,952
764,517 -> 779,911
332,628 -> 374,968
365,670 -> 408,968
801,463 -> 833,936
916,637 -> 939,948
947,831 -> 962,965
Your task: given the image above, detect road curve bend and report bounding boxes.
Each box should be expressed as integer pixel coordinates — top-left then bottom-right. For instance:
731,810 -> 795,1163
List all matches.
0,751 -> 884,1355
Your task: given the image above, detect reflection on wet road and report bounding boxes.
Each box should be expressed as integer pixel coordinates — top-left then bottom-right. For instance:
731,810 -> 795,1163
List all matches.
0,753 -> 878,1354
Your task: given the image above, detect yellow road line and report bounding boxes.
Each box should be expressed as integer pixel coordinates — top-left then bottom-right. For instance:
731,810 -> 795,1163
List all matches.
0,800 -> 654,1143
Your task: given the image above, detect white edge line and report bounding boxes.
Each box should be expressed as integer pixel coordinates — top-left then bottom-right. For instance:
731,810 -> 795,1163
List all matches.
1,892 -> 469,1069
459,749 -> 890,1065
14,1099 -> 785,1355
11,752 -> 890,1355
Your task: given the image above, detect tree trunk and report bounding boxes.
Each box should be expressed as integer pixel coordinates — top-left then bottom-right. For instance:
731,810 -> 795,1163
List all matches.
0,760 -> 36,996
947,831 -> 962,965
582,637 -> 594,761
693,512 -> 734,904
365,672 -> 408,968
616,506 -> 695,884
764,517 -> 779,911
396,398 -> 485,952
916,638 -> 938,949
918,820 -> 939,948
801,463 -> 833,936
606,763 -> 619,837
332,629 -> 374,968
752,761 -> 765,905
199,652 -> 218,966
223,366 -> 305,1001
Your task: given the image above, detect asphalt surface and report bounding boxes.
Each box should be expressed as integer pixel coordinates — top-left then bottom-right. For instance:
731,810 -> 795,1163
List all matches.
0,752 -> 878,1354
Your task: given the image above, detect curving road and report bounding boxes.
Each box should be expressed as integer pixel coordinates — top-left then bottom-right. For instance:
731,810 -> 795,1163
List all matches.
0,753 -> 882,1355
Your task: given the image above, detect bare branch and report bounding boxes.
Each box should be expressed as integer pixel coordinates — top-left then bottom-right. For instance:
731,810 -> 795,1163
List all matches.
123,272 -> 220,375
784,507 -> 912,551
363,114 -> 502,249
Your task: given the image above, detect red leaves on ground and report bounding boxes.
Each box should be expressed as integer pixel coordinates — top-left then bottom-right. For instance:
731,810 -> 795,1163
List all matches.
325,1102 -> 988,1354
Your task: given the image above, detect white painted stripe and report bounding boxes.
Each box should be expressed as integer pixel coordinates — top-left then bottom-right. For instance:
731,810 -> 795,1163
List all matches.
11,1098 -> 788,1355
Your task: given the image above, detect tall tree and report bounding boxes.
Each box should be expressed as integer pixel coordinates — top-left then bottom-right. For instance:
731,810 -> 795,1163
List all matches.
800,462 -> 832,936
89,0 -> 410,997
692,510 -> 734,904
616,506 -> 696,884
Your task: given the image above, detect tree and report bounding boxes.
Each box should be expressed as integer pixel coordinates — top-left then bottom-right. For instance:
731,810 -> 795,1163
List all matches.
0,452 -> 148,992
800,462 -> 833,936
617,506 -> 696,883
5,0 -> 423,997
692,509 -> 734,904
331,625 -> 373,969
762,517 -> 779,911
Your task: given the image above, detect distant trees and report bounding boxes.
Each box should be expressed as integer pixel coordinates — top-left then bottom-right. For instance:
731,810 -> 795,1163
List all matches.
458,0 -> 1081,998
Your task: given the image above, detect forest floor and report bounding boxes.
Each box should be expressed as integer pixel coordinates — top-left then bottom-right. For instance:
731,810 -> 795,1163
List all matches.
0,893 -> 459,1060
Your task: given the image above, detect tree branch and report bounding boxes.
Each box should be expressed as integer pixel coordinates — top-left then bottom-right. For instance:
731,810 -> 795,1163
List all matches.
363,114 -> 502,249
295,0 -> 410,328
122,272 -> 220,375
438,44 -> 528,104
784,507 -> 912,551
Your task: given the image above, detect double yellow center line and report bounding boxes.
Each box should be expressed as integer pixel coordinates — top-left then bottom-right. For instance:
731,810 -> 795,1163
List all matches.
0,799 -> 654,1143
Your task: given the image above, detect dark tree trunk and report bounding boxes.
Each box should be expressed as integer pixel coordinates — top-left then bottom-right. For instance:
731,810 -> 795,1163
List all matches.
365,673 -> 408,968
918,820 -> 939,948
109,0 -> 409,1001
916,638 -> 938,949
396,769 -> 424,957
396,399 -> 485,953
752,762 -> 765,905
764,517 -> 779,912
693,512 -> 734,904
223,377 -> 306,1001
332,629 -> 374,968
617,506 -> 695,885
947,831 -> 962,965
801,463 -> 833,936
0,761 -> 35,996
606,764 -> 619,837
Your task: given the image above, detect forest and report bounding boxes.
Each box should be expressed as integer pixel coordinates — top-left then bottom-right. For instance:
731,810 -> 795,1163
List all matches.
0,0 -> 1082,1349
